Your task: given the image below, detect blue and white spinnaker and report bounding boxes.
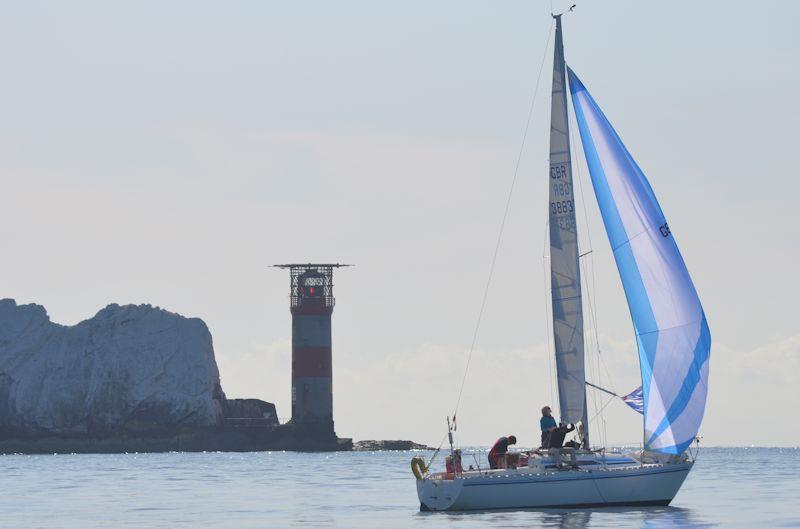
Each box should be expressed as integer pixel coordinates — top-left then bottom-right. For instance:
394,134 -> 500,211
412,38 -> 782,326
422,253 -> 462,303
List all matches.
567,68 -> 711,455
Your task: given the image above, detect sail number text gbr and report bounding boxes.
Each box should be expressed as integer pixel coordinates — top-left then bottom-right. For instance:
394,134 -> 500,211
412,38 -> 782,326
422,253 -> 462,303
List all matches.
550,163 -> 575,229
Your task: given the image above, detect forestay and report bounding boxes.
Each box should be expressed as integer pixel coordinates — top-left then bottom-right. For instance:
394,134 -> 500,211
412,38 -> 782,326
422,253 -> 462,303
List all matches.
548,16 -> 586,426
567,68 -> 711,454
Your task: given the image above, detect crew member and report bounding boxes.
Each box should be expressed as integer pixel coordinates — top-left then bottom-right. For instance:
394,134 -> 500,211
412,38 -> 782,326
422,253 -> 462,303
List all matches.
540,406 -> 558,448
445,449 -> 463,476
540,406 -> 576,448
488,435 -> 517,469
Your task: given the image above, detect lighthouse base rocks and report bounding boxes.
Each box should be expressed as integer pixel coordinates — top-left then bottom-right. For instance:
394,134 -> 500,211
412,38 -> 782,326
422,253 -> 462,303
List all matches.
0,299 -> 351,454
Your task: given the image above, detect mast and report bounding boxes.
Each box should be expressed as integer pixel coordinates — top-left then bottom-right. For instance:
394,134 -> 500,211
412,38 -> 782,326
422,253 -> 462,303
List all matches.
548,14 -> 588,446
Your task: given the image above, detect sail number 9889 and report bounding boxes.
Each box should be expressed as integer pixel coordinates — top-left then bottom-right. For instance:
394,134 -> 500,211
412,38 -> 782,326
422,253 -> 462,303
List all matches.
551,200 -> 574,215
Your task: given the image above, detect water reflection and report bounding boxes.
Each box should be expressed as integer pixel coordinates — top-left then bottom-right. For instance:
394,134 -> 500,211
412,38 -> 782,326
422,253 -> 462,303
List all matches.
423,506 -> 714,529
539,506 -> 715,529
641,506 -> 715,528
540,509 -> 591,528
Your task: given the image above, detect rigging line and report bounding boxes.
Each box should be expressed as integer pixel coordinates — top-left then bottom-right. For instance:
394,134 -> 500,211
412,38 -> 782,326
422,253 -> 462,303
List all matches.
542,252 -> 555,408
568,108 -> 600,339
452,21 -> 555,419
588,394 -> 617,424
425,432 -> 449,472
568,97 -> 613,450
571,117 -> 603,366
565,103 -> 608,446
585,380 -> 619,397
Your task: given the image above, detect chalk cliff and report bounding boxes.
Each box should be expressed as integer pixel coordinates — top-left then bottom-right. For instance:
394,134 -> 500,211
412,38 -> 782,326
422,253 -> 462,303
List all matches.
0,299 -> 224,436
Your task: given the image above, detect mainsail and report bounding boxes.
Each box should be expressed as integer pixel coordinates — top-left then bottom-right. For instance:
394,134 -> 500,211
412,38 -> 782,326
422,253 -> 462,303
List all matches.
567,68 -> 711,454
548,15 -> 586,427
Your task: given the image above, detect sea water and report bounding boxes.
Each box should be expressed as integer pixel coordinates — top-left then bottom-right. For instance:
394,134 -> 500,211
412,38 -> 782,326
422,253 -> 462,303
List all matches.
0,447 -> 797,528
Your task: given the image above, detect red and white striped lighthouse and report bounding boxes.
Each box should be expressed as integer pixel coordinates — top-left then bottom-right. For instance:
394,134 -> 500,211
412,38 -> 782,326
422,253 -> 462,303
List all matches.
274,263 -> 349,435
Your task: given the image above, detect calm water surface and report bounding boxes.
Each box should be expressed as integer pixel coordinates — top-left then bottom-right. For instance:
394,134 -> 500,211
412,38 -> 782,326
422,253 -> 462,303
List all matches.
0,447 -> 797,528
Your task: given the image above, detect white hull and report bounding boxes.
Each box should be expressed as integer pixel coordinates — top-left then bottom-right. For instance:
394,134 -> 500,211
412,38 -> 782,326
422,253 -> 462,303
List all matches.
417,460 -> 692,511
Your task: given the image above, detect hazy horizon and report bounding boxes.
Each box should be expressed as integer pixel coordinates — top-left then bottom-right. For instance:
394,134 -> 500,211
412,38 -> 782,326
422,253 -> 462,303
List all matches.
1,0 -> 798,448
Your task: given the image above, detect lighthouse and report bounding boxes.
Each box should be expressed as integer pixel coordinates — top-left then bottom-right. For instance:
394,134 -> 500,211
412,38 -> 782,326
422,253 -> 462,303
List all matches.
274,263 -> 349,436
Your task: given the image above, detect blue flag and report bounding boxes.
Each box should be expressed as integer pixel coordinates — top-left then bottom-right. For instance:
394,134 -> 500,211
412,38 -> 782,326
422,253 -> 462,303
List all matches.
622,386 -> 645,415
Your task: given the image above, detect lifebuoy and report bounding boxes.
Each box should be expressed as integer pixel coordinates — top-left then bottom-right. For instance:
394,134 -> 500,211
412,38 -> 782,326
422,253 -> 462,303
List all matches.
411,456 -> 428,480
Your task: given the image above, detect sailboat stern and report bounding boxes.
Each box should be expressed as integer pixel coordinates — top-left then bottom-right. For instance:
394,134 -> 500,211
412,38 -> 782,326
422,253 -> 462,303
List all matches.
416,476 -> 465,511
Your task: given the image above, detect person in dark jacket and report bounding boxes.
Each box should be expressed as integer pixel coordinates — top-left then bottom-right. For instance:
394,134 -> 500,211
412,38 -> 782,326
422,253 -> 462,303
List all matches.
540,406 -> 575,448
488,435 -> 517,469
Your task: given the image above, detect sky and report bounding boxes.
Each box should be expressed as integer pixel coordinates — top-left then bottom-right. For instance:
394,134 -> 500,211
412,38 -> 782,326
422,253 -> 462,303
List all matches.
1,0 -> 798,447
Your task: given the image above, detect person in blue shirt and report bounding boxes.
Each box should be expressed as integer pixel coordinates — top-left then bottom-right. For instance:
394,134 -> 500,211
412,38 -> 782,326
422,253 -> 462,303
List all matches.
540,406 -> 575,448
540,406 -> 558,447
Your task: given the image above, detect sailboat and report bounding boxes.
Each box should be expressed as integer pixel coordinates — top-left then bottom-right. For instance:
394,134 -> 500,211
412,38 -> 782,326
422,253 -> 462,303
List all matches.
414,13 -> 711,511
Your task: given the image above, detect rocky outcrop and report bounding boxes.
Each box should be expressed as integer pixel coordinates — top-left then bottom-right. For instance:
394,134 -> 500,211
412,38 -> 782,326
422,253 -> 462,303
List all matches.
222,398 -> 279,428
0,299 -> 225,437
353,440 -> 433,451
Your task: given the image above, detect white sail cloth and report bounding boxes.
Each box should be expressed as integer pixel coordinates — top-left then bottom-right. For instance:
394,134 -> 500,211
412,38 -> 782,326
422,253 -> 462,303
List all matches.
568,68 -> 711,454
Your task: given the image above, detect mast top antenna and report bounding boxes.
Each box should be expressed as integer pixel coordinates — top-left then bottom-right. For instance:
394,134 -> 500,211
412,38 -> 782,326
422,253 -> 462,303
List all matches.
552,4 -> 576,18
